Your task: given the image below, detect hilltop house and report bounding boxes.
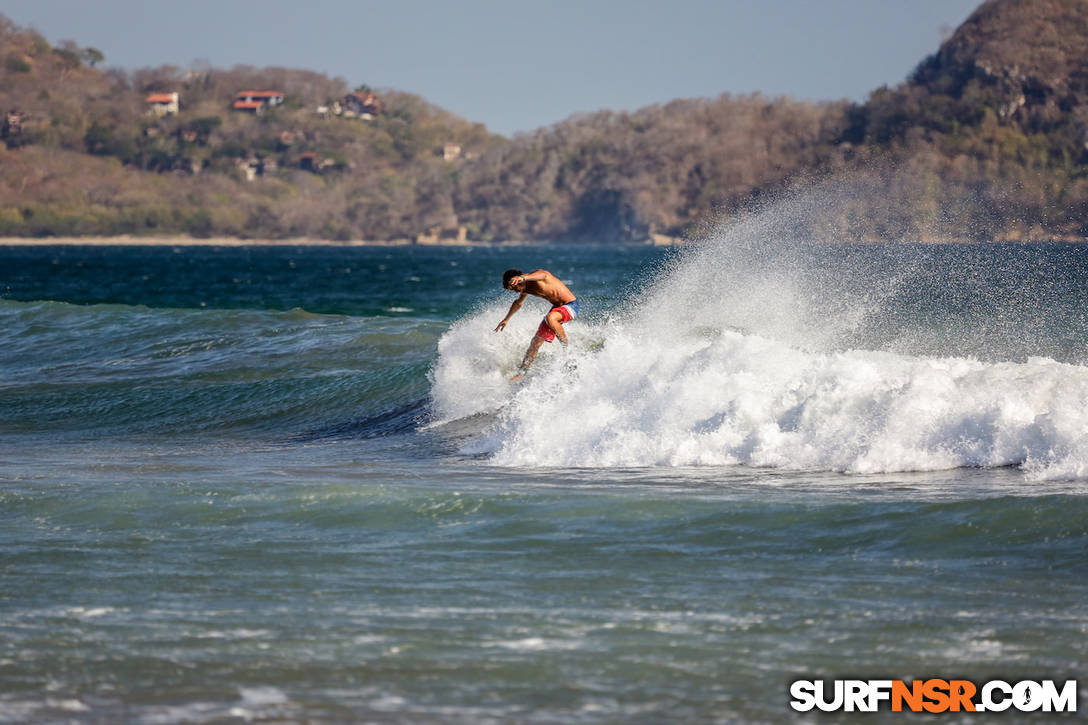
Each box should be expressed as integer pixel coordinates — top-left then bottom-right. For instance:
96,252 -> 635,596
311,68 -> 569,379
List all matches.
3,109 -> 24,136
298,151 -> 344,173
442,142 -> 462,162
341,91 -> 382,118
232,91 -> 285,113
2,109 -> 24,147
236,154 -> 277,181
145,92 -> 179,116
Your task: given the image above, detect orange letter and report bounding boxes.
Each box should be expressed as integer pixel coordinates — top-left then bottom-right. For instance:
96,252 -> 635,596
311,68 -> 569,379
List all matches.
922,679 -> 951,713
949,680 -> 976,712
892,680 -> 923,712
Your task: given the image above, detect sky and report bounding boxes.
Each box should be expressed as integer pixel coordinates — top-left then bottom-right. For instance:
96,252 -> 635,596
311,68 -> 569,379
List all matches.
2,0 -> 982,137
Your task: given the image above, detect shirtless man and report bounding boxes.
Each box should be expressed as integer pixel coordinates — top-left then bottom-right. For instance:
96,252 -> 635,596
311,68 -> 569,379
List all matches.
494,268 -> 579,379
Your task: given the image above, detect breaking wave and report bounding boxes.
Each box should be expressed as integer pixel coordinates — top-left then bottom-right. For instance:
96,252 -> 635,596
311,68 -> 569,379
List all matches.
430,189 -> 1088,480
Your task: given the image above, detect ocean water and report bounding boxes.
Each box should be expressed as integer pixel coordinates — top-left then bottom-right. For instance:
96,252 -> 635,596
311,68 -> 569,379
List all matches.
1,234 -> 1087,723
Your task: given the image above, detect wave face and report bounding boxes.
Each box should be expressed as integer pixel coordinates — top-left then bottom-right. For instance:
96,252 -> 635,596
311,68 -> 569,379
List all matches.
0,298 -> 440,441
0,244 -> 664,449
431,197 -> 1088,479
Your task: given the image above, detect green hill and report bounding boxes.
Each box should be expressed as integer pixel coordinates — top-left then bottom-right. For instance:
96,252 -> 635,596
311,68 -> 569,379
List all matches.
0,15 -> 500,241
2,0 -> 1088,242
835,0 -> 1088,240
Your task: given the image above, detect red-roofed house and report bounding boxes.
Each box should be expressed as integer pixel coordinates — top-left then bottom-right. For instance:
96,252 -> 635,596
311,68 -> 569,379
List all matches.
232,100 -> 264,113
341,91 -> 382,118
232,91 -> 285,113
146,92 -> 179,116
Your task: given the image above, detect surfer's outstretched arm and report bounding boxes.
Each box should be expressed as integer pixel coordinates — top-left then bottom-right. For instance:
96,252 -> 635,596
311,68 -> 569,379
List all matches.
495,292 -> 527,332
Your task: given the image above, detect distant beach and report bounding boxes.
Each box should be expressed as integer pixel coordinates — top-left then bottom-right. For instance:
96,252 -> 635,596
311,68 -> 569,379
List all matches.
0,236 -> 434,247
0,234 -> 685,247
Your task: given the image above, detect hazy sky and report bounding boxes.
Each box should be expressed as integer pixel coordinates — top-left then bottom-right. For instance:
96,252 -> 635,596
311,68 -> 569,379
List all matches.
3,0 -> 981,136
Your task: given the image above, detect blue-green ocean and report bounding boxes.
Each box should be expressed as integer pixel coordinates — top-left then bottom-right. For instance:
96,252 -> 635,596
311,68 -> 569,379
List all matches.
1,235 -> 1086,723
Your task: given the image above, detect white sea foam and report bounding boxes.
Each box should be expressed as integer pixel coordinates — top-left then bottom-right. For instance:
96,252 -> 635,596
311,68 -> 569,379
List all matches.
497,328 -> 1088,475
430,191 -> 1088,480
44,698 -> 89,712
226,687 -> 290,722
432,311 -> 1088,478
429,304 -> 555,424
60,606 -> 116,619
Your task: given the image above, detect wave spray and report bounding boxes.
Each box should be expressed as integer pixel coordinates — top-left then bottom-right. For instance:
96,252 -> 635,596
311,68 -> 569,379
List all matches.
431,184 -> 1088,479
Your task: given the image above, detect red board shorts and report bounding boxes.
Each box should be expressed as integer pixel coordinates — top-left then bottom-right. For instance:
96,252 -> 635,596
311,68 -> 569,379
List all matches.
535,299 -> 580,342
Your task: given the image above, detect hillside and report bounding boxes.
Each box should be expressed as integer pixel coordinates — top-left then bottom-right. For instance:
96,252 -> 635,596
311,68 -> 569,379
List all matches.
0,12 -> 849,242
841,0 -> 1088,240
2,1 -> 1088,243
0,14 -> 501,241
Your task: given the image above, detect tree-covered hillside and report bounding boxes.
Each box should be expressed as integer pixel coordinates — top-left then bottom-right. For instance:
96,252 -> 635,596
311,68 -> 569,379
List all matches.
2,0 -> 1088,242
836,0 -> 1088,240
0,14 -> 499,240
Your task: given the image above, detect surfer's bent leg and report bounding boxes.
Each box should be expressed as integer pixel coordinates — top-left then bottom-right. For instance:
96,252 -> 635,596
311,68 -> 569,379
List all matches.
545,309 -> 568,345
515,302 -> 577,379
534,303 -> 575,347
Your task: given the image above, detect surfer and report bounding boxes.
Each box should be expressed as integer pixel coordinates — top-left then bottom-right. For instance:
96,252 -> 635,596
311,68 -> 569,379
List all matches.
495,268 -> 579,380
